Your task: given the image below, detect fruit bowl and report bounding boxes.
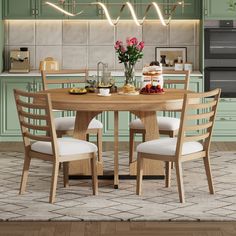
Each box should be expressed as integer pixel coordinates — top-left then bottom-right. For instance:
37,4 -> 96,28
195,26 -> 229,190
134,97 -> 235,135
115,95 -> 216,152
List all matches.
140,85 -> 165,95
69,88 -> 87,95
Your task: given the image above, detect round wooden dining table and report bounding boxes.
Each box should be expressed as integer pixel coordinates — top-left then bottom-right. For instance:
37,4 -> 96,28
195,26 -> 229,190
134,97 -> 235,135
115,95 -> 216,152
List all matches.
45,88 -> 190,188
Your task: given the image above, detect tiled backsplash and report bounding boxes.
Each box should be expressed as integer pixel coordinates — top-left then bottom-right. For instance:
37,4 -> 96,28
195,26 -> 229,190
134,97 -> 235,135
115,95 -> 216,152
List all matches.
4,20 -> 200,71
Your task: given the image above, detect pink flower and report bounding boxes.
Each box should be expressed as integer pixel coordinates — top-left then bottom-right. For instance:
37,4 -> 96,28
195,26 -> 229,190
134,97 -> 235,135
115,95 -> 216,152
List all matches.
115,40 -> 122,50
138,41 -> 144,50
121,46 -> 126,53
130,37 -> 138,45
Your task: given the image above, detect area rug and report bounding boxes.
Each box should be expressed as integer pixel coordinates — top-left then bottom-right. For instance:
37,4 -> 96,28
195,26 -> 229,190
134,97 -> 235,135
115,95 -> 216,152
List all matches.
0,151 -> 236,221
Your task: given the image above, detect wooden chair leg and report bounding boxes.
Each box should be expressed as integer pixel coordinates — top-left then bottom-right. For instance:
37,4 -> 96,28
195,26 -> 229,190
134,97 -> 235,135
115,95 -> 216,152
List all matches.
142,132 -> 145,142
175,161 -> 185,203
170,131 -> 175,169
165,161 -> 171,188
203,154 -> 215,194
129,129 -> 135,164
90,154 -> 98,195
49,161 -> 60,204
136,153 -> 144,195
86,133 -> 90,142
63,162 -> 69,188
19,154 -> 31,195
97,129 -> 103,163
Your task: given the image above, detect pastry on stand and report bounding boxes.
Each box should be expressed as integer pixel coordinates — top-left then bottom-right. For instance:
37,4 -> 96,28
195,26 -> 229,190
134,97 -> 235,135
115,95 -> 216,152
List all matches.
141,62 -> 165,94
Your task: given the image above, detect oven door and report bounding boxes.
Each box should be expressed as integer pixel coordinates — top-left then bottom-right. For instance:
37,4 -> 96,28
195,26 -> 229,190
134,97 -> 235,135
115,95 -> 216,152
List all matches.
205,28 -> 236,59
205,67 -> 236,98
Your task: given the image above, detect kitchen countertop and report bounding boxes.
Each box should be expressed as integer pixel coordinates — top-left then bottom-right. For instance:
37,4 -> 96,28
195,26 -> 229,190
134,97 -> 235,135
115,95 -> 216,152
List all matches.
0,70 -> 203,77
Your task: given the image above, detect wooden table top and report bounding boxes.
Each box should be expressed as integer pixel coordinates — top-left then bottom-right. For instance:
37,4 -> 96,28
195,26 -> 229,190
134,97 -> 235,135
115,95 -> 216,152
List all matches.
45,88 -> 191,111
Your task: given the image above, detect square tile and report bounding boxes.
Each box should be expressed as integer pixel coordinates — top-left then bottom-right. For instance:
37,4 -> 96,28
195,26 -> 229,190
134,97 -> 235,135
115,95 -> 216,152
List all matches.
9,20 -> 35,45
170,20 -> 195,46
116,21 -> 142,43
143,21 -> 168,46
88,46 -> 115,70
63,21 -> 88,45
142,46 -> 157,66
36,46 -> 62,69
89,21 -> 115,45
36,21 -> 62,45
62,46 -> 87,69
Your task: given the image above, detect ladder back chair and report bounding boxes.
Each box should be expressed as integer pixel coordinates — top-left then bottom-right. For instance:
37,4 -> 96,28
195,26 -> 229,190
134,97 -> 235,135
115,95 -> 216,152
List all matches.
41,69 -> 103,163
129,70 -> 190,164
14,89 -> 98,203
136,88 -> 221,203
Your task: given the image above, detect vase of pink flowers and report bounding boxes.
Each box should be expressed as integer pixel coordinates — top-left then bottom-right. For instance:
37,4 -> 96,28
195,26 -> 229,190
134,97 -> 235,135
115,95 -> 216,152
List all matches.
115,37 -> 144,88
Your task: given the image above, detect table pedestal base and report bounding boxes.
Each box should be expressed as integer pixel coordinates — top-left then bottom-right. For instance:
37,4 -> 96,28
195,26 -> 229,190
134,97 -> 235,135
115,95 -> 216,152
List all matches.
69,160 -> 103,176
129,160 -> 164,176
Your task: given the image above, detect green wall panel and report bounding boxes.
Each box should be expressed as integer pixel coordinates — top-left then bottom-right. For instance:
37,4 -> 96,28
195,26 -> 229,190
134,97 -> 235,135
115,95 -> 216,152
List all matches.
204,0 -> 236,20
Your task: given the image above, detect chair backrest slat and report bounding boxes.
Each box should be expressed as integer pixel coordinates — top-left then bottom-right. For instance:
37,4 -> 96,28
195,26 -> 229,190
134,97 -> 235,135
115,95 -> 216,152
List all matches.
184,133 -> 210,142
186,111 -> 215,121
41,69 -> 89,90
19,110 -> 48,120
176,88 -> 221,158
163,71 -> 190,90
24,132 -> 53,142
14,89 -> 59,159
185,121 -> 213,132
21,120 -> 50,132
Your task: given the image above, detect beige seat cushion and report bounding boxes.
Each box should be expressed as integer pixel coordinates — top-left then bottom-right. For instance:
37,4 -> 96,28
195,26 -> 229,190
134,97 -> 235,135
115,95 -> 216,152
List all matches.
54,117 -> 103,131
31,138 -> 97,156
129,116 -> 180,131
137,138 -> 203,156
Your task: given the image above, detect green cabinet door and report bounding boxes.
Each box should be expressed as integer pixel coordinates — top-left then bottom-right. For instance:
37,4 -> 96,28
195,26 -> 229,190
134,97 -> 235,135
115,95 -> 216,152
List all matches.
204,0 -> 236,19
106,0 -> 141,20
168,0 -> 201,19
0,78 -> 31,139
139,0 -> 167,20
68,0 -> 99,19
36,0 -> 68,19
213,98 -> 236,141
3,0 -> 35,19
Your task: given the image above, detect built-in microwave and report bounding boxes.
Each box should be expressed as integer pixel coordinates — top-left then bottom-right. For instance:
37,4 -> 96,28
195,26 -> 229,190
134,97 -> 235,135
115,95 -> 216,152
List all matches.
205,28 -> 236,59
205,67 -> 236,98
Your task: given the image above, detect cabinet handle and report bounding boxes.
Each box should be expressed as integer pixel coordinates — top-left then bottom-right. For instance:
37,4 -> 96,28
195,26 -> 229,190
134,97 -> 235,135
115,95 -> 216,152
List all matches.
32,9 -> 35,16
35,9 -> 39,15
220,118 -> 227,121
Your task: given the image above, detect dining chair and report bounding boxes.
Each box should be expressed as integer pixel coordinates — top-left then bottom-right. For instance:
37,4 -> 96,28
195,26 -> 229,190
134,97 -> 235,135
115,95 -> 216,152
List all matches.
14,89 -> 98,203
129,70 -> 190,164
41,69 -> 103,163
136,88 -> 221,203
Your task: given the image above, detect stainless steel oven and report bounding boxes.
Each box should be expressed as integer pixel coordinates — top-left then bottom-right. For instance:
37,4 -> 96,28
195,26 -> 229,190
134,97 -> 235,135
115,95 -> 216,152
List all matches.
205,67 -> 236,98
205,28 -> 236,59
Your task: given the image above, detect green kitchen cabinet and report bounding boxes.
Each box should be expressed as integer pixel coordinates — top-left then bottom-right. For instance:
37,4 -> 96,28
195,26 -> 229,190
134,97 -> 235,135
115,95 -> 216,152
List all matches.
36,0 -> 68,19
68,0 -> 100,19
3,0 -> 68,19
0,78 -> 31,140
3,0 -> 36,19
140,0 -> 201,20
213,98 -> 236,141
105,0 -> 141,20
168,0 -> 201,19
204,0 -> 236,19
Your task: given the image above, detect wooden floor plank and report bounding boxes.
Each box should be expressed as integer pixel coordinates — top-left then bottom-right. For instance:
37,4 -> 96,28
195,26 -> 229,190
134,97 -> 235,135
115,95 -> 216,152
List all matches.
1,222 -> 236,236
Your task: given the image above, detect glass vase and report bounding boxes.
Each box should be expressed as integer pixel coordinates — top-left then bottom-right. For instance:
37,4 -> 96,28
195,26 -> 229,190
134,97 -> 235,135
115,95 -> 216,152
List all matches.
124,65 -> 136,87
